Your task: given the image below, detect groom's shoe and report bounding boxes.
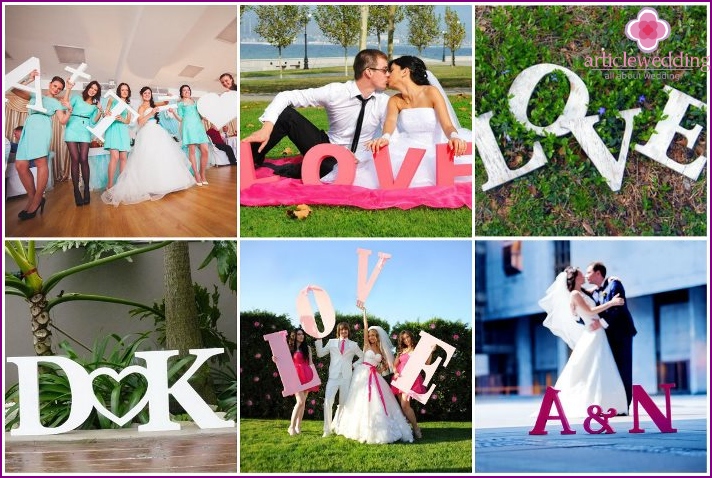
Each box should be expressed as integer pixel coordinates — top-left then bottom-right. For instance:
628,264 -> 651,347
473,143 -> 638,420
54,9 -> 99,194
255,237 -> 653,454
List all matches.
273,163 -> 302,179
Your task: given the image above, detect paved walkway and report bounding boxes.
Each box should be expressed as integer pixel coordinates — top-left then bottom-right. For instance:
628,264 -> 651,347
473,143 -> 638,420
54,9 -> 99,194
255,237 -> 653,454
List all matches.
475,394 -> 708,473
240,88 -> 471,103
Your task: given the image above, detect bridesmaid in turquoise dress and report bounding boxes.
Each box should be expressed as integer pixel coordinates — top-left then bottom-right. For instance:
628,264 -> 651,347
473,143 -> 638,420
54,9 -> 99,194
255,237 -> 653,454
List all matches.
63,79 -> 103,205
170,84 -> 210,185
103,82 -> 133,189
11,70 -> 70,220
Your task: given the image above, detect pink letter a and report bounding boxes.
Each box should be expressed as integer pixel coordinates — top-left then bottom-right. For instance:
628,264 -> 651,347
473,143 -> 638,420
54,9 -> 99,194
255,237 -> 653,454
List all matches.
528,386 -> 576,435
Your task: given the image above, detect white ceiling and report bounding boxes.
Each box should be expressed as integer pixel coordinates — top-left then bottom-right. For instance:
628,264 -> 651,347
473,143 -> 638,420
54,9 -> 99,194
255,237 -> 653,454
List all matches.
4,4 -> 237,97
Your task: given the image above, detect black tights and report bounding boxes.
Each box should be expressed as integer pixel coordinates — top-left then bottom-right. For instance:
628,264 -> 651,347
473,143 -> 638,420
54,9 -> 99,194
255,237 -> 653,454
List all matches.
66,142 -> 90,198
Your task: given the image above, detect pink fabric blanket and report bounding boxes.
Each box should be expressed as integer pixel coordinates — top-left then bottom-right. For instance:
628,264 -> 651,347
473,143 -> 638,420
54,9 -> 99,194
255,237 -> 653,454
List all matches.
240,157 -> 472,210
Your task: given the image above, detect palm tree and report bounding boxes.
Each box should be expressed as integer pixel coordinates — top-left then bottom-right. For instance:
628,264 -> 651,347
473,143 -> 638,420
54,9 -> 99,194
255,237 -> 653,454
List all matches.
5,241 -> 169,355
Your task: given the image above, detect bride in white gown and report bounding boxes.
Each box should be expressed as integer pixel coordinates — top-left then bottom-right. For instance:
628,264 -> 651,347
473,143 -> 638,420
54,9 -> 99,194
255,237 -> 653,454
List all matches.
539,266 -> 628,417
323,56 -> 471,189
332,304 -> 413,444
101,86 -> 196,206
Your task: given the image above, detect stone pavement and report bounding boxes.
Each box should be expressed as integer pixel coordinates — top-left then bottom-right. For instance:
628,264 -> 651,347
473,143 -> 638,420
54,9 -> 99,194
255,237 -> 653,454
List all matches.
475,394 -> 708,473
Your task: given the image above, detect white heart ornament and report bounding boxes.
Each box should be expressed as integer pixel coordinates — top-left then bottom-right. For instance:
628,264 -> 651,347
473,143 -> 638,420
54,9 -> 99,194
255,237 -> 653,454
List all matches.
197,91 -> 238,129
88,366 -> 149,426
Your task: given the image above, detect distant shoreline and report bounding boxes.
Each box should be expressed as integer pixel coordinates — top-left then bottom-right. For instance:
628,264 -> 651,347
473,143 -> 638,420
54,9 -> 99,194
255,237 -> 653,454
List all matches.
240,56 -> 472,72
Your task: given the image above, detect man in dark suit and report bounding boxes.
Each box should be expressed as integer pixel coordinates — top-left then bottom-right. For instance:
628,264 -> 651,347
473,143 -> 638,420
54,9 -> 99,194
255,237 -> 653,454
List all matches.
585,261 -> 637,414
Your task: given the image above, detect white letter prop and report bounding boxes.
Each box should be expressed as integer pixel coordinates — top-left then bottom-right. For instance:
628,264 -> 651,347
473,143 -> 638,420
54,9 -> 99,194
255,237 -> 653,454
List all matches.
4,57 -> 46,113
561,108 -> 641,191
296,285 -> 336,339
8,349 -> 234,435
264,330 -> 321,397
64,62 -> 91,86
356,248 -> 392,304
155,94 -> 179,103
88,366 -> 150,426
391,331 -> 456,405
197,91 -> 238,129
87,90 -> 141,141
156,103 -> 178,113
509,63 -> 590,137
137,349 -> 235,431
7,356 -> 95,436
476,111 -> 549,191
634,85 -> 708,180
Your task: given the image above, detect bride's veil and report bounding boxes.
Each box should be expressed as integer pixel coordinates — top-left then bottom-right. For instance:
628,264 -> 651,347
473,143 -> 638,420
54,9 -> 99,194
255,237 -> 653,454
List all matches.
426,70 -> 461,130
369,325 -> 395,372
538,271 -> 582,350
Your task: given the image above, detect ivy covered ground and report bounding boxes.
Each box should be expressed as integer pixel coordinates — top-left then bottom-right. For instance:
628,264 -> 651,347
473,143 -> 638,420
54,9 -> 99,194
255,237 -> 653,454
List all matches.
475,6 -> 707,236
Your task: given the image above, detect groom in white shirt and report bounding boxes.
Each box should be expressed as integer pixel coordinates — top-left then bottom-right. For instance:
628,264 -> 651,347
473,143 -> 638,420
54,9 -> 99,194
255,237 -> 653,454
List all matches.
315,322 -> 363,437
242,49 -> 390,179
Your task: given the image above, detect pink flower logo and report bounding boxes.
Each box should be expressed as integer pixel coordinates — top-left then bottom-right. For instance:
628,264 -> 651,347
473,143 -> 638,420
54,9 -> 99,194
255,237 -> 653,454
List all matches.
625,8 -> 670,53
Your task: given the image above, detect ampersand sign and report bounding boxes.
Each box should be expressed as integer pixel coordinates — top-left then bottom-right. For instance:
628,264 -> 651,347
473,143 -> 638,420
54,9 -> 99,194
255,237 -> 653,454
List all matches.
583,404 -> 617,434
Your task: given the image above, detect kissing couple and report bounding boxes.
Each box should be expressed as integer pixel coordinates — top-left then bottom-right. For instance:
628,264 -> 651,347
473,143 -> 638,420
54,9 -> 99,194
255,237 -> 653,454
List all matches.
539,261 -> 637,417
242,49 -> 472,188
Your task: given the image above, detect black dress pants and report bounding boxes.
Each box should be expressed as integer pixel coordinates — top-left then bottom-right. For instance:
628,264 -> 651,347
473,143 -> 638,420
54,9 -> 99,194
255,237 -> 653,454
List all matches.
250,106 -> 336,179
215,144 -> 237,164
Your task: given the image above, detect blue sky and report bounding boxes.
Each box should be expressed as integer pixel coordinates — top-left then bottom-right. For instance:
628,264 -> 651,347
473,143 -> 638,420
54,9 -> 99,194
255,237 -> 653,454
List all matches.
240,240 -> 472,328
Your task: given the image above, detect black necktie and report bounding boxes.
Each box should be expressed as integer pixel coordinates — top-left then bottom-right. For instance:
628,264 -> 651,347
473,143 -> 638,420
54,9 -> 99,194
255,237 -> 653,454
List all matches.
350,95 -> 371,153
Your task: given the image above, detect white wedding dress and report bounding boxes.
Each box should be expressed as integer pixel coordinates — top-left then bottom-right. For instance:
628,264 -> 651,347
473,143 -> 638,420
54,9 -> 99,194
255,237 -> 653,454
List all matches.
332,349 -> 413,444
323,109 -> 472,189
552,294 -> 628,418
101,119 -> 196,206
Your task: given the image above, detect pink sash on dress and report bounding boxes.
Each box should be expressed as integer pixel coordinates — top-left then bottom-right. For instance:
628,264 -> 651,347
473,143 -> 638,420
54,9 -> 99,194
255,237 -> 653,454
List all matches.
366,363 -> 388,416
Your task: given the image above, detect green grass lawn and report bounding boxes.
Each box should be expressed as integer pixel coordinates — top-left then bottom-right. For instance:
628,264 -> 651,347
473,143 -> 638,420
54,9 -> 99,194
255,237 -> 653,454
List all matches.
240,93 -> 473,238
241,65 -> 472,93
240,419 -> 472,473
475,6 -> 707,236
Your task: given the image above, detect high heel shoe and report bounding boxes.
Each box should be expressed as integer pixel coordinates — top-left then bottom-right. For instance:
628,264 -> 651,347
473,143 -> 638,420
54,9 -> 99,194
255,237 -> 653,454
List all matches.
74,190 -> 84,206
83,192 -> 91,205
19,198 -> 45,220
287,426 -> 296,436
413,427 -> 423,439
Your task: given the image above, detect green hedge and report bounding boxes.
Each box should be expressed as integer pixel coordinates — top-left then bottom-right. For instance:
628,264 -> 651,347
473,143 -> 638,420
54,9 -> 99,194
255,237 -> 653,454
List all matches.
240,311 -> 471,421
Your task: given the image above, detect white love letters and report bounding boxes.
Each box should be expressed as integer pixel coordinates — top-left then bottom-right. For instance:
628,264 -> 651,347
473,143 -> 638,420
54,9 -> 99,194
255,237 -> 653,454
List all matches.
65,63 -> 91,86
6,348 -> 235,436
477,63 -> 707,191
197,91 -> 238,129
87,90 -> 141,142
4,57 -> 46,113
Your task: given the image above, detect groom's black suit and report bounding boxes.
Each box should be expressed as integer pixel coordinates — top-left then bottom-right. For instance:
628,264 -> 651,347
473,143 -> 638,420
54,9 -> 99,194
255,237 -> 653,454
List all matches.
592,278 -> 637,411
